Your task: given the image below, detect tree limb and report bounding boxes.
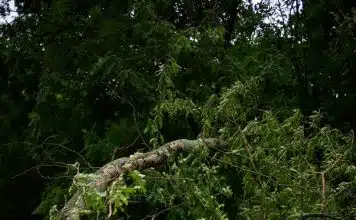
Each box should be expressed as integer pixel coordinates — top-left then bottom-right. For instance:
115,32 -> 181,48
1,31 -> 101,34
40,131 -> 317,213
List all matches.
59,138 -> 228,220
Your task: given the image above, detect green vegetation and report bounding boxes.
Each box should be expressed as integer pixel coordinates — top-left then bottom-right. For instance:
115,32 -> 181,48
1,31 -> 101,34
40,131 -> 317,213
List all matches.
1,0 -> 356,219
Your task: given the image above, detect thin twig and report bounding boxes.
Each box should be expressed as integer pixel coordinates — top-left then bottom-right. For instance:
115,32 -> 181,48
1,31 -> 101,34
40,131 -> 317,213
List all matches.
111,135 -> 140,161
114,94 -> 149,148
46,142 -> 94,170
10,163 -> 72,179
141,205 -> 181,220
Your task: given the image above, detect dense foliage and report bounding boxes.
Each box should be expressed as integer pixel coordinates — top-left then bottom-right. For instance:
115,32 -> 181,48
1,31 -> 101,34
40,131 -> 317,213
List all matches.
1,0 -> 356,219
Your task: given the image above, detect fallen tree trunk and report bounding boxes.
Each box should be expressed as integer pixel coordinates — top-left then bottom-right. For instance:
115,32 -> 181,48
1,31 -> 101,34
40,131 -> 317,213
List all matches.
59,138 -> 228,220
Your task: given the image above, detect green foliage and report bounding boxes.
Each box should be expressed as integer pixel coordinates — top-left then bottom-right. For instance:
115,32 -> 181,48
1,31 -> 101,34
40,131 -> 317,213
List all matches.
141,107 -> 356,219
55,106 -> 356,219
108,170 -> 146,215
53,170 -> 147,220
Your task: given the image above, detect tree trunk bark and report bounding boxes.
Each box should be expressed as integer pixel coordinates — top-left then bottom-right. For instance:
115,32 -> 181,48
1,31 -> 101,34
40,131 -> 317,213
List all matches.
59,138 -> 228,220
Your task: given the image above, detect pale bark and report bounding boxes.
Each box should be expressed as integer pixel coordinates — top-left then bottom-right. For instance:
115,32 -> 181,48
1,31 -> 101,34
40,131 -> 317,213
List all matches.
59,138 -> 228,220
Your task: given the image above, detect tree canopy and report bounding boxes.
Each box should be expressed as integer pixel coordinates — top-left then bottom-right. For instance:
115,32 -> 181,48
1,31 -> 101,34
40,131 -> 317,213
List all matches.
1,0 -> 356,219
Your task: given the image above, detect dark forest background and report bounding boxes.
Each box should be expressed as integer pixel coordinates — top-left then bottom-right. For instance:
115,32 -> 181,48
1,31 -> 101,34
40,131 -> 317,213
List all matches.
1,0 -> 356,219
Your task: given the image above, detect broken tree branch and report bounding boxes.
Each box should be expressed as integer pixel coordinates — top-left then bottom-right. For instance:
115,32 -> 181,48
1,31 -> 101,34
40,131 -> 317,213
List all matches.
59,138 -> 228,220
